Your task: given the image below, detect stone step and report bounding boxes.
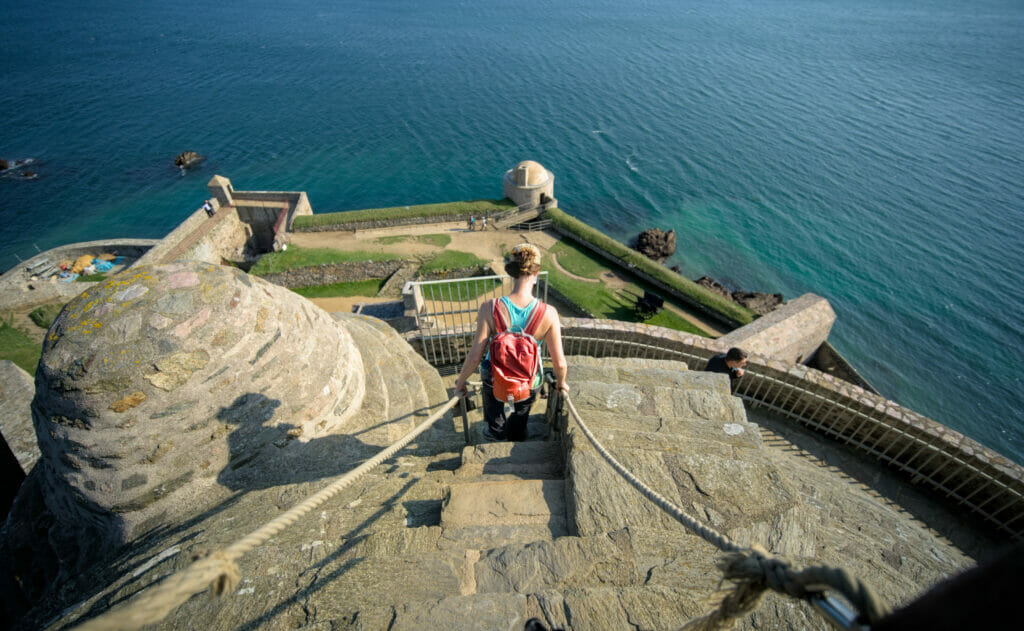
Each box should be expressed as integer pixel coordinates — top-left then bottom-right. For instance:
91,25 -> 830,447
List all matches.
322,585 -> 708,631
332,313 -> 392,432
570,376 -> 743,423
576,410 -> 761,451
467,414 -> 552,444
569,355 -> 728,392
456,441 -> 563,479
437,524 -> 563,550
442,479 -> 567,532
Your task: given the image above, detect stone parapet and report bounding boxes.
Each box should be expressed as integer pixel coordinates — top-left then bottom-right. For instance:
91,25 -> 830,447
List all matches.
716,293 -> 835,364
294,214 -> 470,233
257,260 -> 409,289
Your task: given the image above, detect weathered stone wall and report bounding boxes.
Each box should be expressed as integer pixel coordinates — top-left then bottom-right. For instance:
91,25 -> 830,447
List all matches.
0,361 -> 38,476
716,293 -> 835,364
293,214 -> 471,233
134,208 -> 212,267
414,266 -> 489,281
178,206 -> 249,264
28,262 -> 366,548
258,260 -> 409,288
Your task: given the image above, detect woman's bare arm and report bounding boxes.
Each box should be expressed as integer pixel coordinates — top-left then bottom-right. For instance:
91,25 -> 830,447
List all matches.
454,300 -> 493,396
542,306 -> 569,392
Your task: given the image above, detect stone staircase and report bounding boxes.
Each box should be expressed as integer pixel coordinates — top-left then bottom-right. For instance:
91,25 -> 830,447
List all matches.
39,340 -> 971,631
242,354 -> 745,630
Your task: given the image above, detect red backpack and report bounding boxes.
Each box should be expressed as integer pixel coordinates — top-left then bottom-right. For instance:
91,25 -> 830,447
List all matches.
489,298 -> 547,404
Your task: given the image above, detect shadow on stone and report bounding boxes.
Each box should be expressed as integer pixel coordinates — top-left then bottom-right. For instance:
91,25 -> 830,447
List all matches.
231,479 -> 419,631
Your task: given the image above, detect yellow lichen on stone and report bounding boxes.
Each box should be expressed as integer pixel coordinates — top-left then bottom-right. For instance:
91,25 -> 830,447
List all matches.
110,391 -> 147,413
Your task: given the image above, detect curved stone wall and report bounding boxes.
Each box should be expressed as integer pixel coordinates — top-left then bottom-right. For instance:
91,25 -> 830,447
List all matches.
31,262 -> 365,545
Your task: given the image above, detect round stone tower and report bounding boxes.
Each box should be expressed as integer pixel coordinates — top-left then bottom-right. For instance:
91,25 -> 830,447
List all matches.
30,262 -> 365,545
503,160 -> 556,209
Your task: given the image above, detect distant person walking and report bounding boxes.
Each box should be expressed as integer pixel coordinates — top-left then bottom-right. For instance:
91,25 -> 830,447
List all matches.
704,347 -> 747,394
469,215 -> 476,231
202,200 -> 215,217
481,216 -> 488,231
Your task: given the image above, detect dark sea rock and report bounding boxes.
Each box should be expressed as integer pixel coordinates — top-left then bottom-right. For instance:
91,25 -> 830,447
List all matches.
695,276 -> 783,315
733,290 -> 783,315
0,159 -> 8,170
634,228 -> 676,263
174,151 -> 204,169
695,275 -> 732,299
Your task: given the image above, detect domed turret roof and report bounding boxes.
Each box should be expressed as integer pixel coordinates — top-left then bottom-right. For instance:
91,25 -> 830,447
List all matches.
510,160 -> 550,187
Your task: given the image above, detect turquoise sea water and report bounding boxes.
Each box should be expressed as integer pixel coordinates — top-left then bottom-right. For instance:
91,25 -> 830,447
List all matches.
2,1 -> 1023,462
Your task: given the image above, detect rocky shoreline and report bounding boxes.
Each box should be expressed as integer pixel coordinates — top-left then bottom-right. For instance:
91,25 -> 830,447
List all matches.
633,228 -> 783,316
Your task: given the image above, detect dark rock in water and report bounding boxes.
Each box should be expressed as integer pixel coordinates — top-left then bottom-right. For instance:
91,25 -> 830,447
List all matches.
733,290 -> 783,315
670,264 -> 681,274
0,158 -> 8,170
695,276 -> 783,315
634,228 -> 676,263
174,151 -> 204,169
695,275 -> 732,300
20,171 -> 36,179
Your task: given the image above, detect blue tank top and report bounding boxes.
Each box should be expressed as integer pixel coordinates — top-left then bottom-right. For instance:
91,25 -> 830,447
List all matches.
499,296 -> 538,331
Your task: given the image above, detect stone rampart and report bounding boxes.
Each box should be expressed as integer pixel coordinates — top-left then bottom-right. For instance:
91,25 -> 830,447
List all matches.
716,293 -> 835,364
258,260 -> 409,288
555,318 -> 1024,539
134,208 -> 212,267
294,214 -> 470,233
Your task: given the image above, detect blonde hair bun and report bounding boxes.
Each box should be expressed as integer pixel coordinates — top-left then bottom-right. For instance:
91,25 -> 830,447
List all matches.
509,243 -> 541,271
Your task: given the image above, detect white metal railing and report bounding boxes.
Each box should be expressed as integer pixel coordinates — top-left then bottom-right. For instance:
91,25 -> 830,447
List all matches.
408,272 -> 550,367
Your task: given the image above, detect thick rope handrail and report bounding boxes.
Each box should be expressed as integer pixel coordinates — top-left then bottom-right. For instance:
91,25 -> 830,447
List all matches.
72,395 -> 462,631
562,394 -> 890,629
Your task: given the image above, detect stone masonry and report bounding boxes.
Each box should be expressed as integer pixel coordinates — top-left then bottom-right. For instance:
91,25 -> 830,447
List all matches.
716,293 -> 835,364
28,262 -> 365,548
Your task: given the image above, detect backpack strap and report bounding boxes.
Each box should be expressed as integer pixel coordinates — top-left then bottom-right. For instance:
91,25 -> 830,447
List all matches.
523,301 -> 547,337
492,298 -> 510,334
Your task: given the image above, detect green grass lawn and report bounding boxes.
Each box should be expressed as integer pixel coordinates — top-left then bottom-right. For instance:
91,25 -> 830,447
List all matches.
375,234 -> 451,247
250,245 -> 402,275
542,263 -> 707,336
546,207 -> 754,325
419,250 -> 489,275
0,316 -> 41,375
28,303 -> 64,329
549,240 -> 606,279
292,278 -> 386,299
642,309 -> 706,335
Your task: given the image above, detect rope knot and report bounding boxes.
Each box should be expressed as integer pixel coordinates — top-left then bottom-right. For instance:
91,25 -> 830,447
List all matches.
189,550 -> 240,597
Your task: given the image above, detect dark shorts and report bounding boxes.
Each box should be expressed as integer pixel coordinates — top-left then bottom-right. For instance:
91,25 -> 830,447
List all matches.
481,360 -> 537,441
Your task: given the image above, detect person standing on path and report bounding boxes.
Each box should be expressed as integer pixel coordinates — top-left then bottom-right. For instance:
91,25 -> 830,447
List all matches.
469,215 -> 475,231
481,216 -> 487,231
704,347 -> 747,394
454,244 -> 568,441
